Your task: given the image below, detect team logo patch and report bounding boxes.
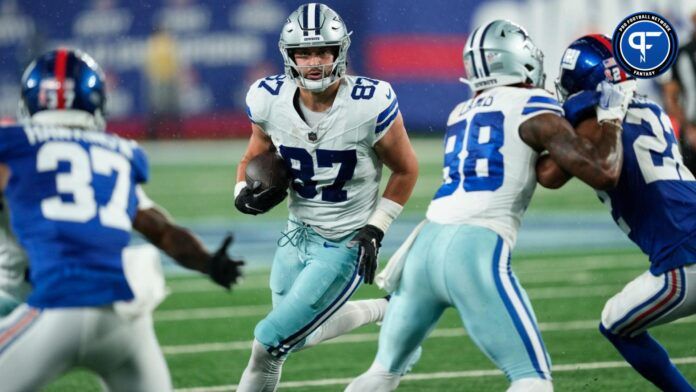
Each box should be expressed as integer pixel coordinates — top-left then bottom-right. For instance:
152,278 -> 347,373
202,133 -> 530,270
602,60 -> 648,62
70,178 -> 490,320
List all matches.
612,12 -> 678,78
560,48 -> 580,70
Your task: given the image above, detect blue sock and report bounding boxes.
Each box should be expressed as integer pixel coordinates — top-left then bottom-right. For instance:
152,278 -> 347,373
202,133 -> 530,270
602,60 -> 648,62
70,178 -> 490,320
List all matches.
600,324 -> 694,391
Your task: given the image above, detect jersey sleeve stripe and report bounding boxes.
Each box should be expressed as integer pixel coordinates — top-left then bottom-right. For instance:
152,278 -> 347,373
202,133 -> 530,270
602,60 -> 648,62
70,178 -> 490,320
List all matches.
376,101 -> 399,126
375,108 -> 400,134
523,103 -> 563,111
245,106 -> 256,124
377,98 -> 398,123
521,106 -> 564,116
527,96 -> 560,106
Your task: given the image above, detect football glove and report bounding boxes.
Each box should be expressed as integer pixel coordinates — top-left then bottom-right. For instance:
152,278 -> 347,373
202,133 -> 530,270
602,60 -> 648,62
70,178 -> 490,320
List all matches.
562,90 -> 599,127
207,234 -> 244,290
596,80 -> 636,124
234,181 -> 287,215
347,224 -> 384,284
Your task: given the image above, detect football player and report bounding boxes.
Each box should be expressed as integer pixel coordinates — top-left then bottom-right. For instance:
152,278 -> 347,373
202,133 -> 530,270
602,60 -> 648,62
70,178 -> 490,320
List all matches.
346,21 -> 633,392
0,48 -> 243,391
0,179 -> 243,320
234,3 -> 418,390
541,34 -> 696,391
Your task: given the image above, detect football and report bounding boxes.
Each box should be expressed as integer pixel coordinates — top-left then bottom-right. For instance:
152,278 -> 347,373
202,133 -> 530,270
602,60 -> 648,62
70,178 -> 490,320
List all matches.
245,150 -> 290,192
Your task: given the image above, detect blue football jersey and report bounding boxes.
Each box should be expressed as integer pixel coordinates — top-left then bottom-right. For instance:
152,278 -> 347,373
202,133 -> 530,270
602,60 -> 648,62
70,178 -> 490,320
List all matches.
598,97 -> 696,275
0,125 -> 148,308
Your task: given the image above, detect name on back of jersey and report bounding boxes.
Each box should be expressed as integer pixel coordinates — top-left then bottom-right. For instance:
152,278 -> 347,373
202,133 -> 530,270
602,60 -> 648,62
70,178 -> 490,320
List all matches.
23,126 -> 137,159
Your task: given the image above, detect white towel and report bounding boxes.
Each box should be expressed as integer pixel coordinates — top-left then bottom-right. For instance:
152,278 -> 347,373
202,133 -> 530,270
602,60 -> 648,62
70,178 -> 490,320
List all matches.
375,220 -> 427,293
115,244 -> 168,319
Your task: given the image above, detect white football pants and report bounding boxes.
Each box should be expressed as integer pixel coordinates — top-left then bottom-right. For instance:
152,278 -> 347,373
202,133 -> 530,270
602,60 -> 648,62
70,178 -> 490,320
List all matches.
0,304 -> 171,391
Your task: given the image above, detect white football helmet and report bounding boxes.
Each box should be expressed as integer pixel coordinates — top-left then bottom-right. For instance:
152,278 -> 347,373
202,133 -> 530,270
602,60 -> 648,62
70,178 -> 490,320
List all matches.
278,3 -> 352,92
463,20 -> 545,91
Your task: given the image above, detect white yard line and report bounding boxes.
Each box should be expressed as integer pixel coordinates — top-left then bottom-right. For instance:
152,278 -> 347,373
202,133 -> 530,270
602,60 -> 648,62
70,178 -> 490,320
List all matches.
173,356 -> 696,391
155,284 -> 622,322
156,305 -> 270,321
165,255 -> 642,294
161,316 -> 696,355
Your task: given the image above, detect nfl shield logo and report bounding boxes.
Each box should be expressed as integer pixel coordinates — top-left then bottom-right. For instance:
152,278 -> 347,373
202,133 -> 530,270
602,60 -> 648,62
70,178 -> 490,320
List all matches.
308,132 -> 318,142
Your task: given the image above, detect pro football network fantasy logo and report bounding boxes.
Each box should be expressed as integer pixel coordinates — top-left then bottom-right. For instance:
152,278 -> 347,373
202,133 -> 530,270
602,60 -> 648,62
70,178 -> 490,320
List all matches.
612,12 -> 678,78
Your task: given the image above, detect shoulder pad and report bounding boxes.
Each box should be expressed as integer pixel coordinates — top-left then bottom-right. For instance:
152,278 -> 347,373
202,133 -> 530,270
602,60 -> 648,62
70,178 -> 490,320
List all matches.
245,75 -> 292,125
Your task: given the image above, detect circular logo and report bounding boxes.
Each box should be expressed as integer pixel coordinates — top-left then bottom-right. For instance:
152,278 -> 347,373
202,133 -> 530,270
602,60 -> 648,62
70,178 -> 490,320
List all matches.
612,12 -> 678,78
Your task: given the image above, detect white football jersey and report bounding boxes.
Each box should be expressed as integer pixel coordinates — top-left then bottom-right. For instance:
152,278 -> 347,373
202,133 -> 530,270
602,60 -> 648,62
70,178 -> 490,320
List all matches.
246,75 -> 400,239
426,87 -> 564,247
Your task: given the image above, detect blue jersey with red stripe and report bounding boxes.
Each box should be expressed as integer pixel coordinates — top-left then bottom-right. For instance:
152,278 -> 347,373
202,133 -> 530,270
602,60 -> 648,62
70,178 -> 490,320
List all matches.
596,97 -> 696,274
0,124 -> 148,308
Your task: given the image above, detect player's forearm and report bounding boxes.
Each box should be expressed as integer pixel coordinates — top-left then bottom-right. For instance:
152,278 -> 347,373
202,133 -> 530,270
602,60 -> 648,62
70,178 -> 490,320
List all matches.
134,209 -> 211,273
536,154 -> 572,189
157,226 -> 211,274
237,124 -> 274,183
549,122 -> 622,190
236,154 -> 251,183
381,163 -> 418,206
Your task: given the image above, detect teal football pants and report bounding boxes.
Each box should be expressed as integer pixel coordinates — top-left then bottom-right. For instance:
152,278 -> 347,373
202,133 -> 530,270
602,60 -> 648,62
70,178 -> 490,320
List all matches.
376,222 -> 552,381
254,219 -> 362,357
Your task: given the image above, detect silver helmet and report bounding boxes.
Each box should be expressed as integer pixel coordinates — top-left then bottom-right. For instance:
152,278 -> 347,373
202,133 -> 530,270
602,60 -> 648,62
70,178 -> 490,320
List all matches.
279,3 -> 352,92
463,20 -> 545,91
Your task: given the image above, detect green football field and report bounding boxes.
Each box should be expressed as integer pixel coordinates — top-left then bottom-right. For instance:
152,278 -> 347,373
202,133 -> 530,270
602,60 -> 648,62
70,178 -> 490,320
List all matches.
44,138 -> 696,391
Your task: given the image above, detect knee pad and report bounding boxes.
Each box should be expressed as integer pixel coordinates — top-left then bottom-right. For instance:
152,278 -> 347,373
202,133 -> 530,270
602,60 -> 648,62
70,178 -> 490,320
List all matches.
507,377 -> 554,392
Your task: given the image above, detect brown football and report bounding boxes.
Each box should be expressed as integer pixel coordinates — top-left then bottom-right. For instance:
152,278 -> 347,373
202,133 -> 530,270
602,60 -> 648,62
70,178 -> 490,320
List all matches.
245,151 -> 290,191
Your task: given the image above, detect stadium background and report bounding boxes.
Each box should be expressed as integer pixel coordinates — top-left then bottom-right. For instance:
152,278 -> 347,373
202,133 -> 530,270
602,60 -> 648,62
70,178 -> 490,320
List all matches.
4,0 -> 696,390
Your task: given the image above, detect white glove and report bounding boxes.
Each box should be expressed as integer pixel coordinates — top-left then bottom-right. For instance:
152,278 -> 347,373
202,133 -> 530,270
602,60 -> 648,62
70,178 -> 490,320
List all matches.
596,80 -> 637,123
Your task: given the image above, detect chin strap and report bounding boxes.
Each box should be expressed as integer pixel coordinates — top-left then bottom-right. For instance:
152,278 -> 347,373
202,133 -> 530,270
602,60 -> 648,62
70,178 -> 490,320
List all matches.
297,75 -> 340,93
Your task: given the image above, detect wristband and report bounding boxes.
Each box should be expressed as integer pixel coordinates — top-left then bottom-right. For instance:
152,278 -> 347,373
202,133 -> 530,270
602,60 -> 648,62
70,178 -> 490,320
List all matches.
367,197 -> 403,234
234,181 -> 247,198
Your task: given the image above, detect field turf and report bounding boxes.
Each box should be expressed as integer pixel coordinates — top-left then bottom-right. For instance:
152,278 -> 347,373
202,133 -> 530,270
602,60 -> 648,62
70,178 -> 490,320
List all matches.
43,139 -> 695,391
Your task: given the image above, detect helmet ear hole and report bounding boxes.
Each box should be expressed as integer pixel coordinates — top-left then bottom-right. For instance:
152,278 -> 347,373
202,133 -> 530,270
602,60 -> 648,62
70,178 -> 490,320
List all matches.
525,64 -> 534,72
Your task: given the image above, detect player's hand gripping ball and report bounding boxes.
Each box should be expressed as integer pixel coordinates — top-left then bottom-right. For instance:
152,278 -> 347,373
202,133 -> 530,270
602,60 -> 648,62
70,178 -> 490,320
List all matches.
235,151 -> 290,215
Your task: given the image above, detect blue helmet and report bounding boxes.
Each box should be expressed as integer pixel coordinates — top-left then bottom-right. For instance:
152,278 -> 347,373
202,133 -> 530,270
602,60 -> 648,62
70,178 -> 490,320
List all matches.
555,34 -> 632,102
20,48 -> 106,130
